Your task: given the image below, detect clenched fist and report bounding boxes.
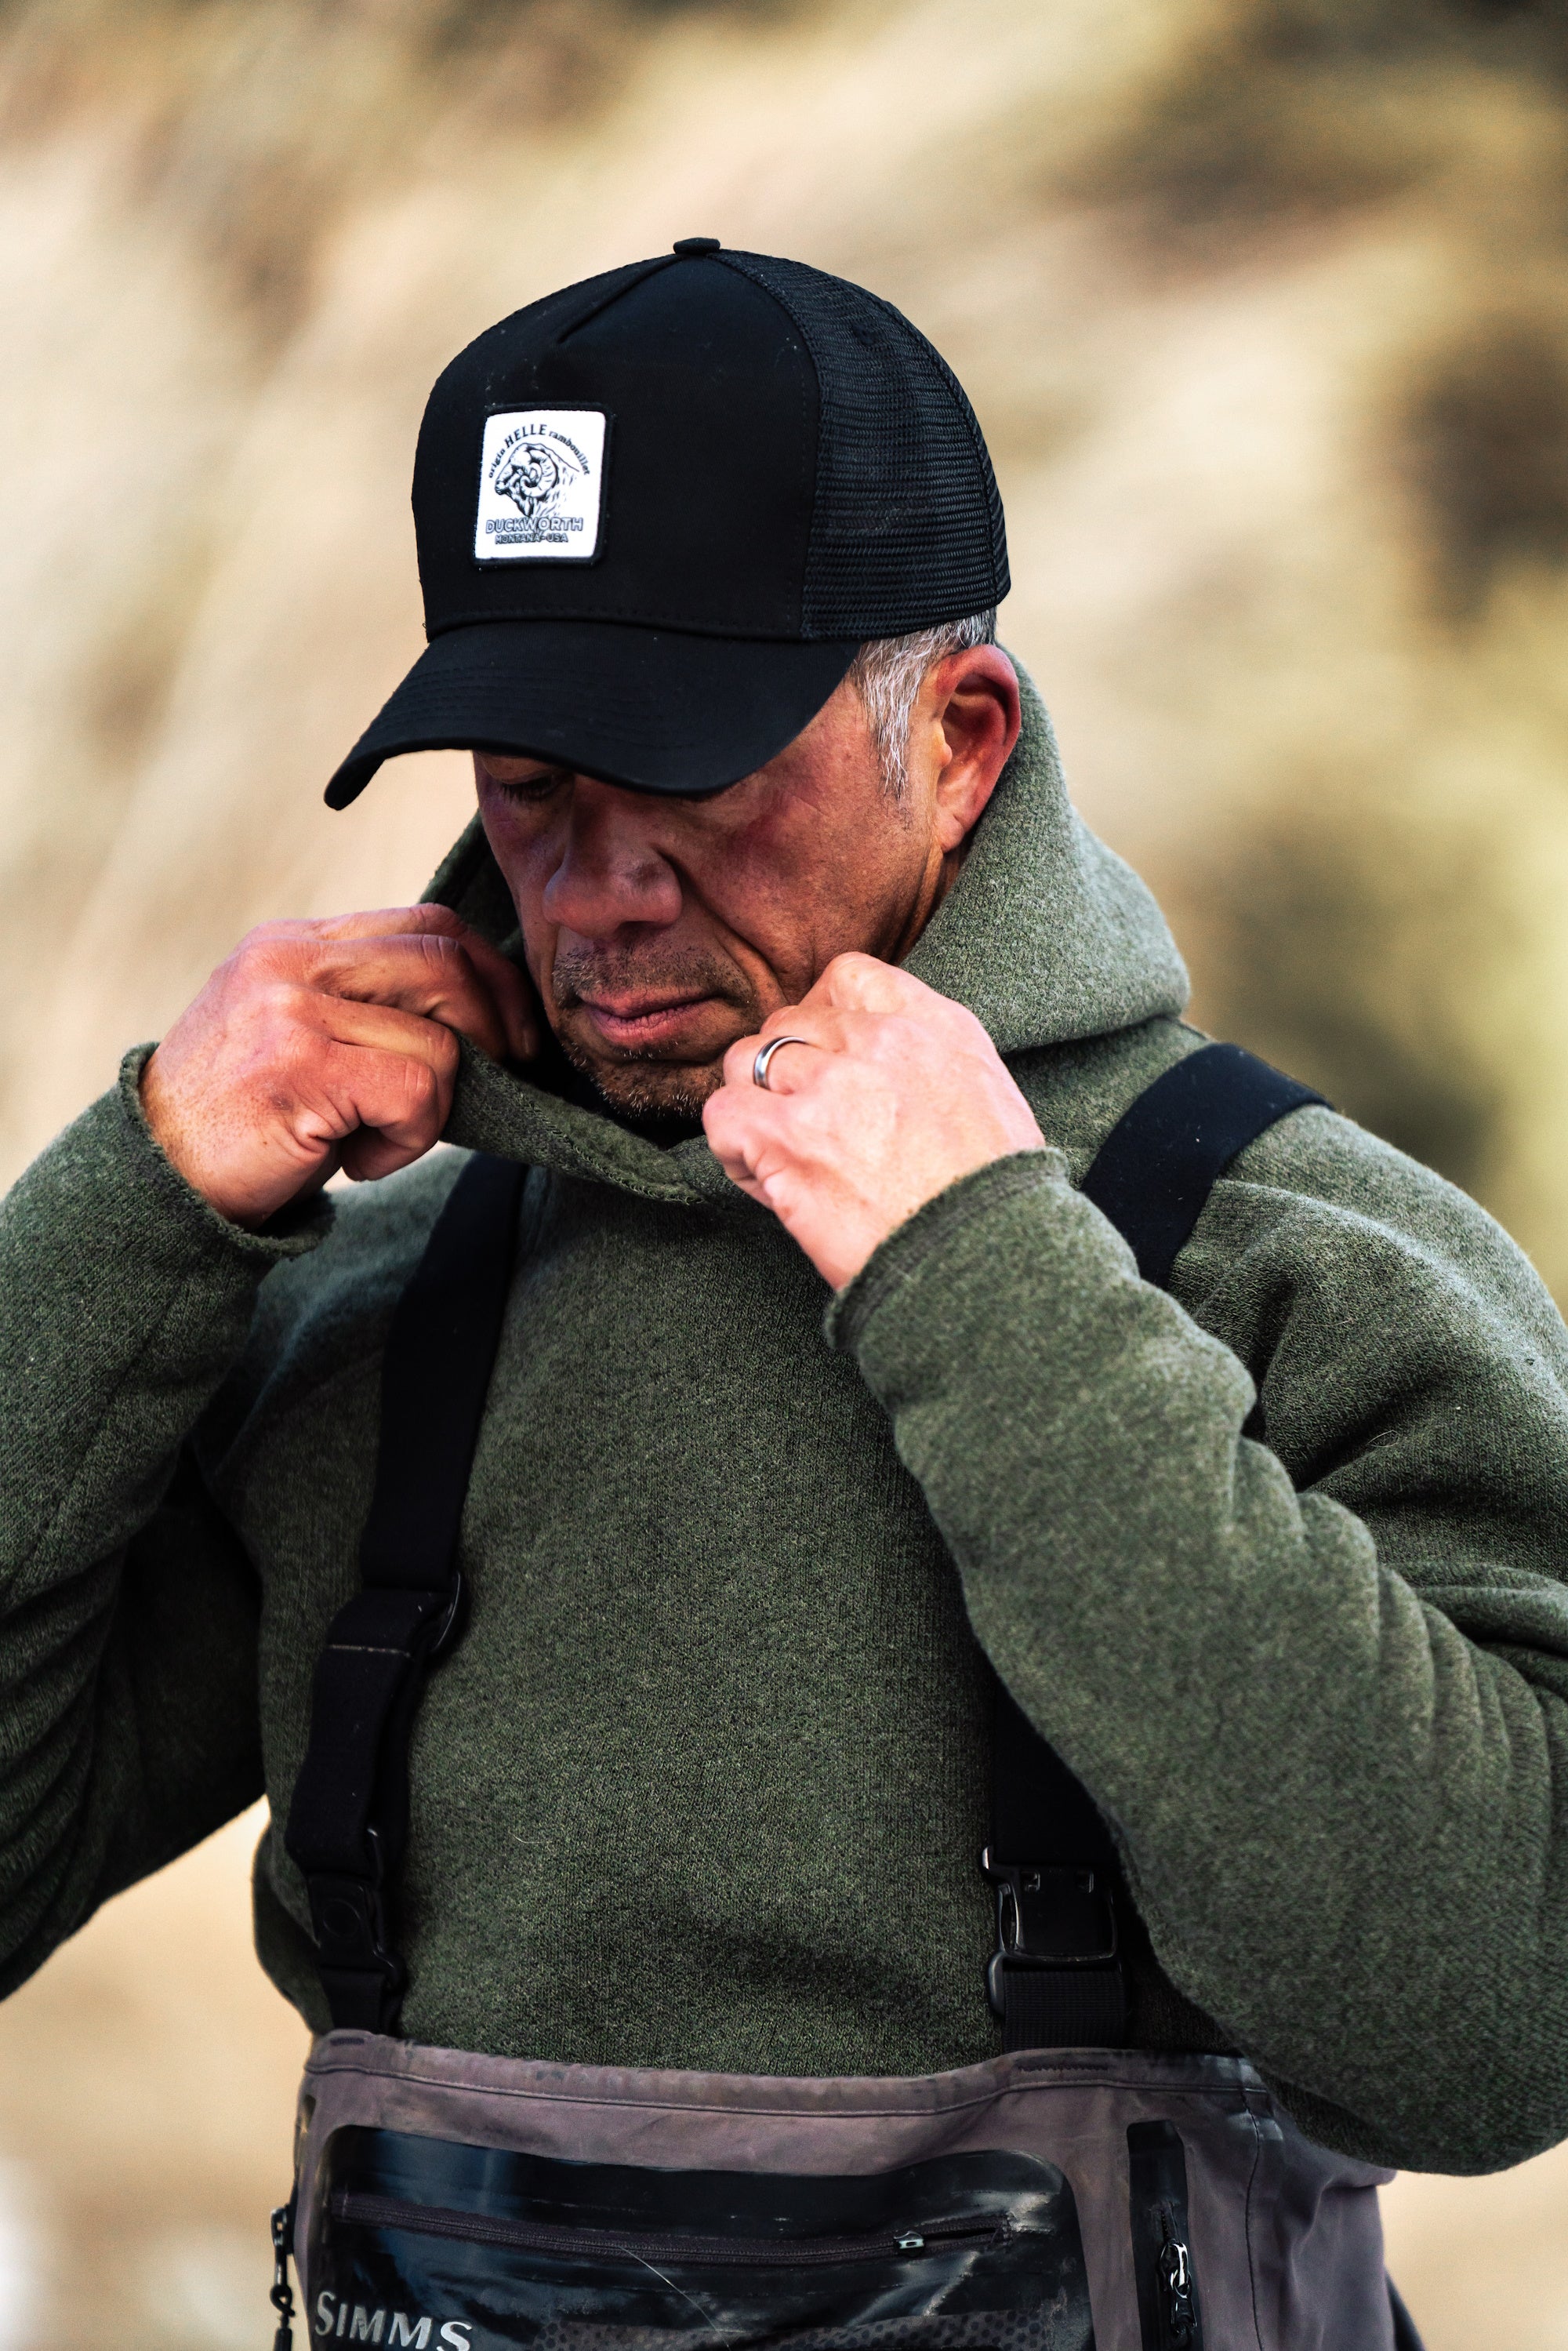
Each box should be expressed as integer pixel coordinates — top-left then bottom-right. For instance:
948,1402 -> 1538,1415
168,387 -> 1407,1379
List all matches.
702,953 -> 1047,1291
141,907 -> 536,1228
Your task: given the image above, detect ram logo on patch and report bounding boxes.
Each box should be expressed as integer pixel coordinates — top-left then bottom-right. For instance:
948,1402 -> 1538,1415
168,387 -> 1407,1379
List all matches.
474,410 -> 607,562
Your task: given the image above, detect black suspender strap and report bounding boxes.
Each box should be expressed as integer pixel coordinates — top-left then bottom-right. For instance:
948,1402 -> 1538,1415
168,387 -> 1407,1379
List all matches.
1080,1041 -> 1326,1289
984,1682 -> 1129,2048
285,1045 -> 1323,2048
285,1153 -> 526,2033
983,1042 -> 1327,2051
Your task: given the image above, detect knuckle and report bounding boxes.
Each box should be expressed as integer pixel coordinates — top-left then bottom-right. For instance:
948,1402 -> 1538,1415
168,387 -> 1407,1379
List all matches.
408,1045 -> 445,1100
223,936 -> 274,987
243,980 -> 306,1053
238,918 -> 319,969
865,1012 -> 912,1059
957,1005 -> 1000,1054
260,977 -> 312,1026
825,950 -> 899,1008
234,920 -> 286,956
416,930 -> 466,979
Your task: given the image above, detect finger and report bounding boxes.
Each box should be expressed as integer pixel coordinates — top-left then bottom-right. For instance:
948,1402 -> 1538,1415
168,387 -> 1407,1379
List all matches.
333,929 -> 537,1063
252,908 -> 538,1062
394,908 -> 539,1061
755,1003 -> 852,1053
720,1029 -> 808,1096
413,925 -> 538,1063
702,1114 -> 760,1183
247,993 -> 460,1166
288,934 -> 530,1063
252,903 -> 470,947
339,1125 -> 435,1183
303,990 -> 465,1077
752,1035 -> 826,1096
703,1092 -> 835,1232
702,1082 -> 789,1193
804,950 -> 928,1016
299,1037 -> 452,1167
720,1008 -> 847,1094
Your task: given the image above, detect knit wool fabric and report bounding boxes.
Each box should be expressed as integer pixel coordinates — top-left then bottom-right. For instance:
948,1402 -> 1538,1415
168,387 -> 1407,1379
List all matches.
3,673 -> 1568,2176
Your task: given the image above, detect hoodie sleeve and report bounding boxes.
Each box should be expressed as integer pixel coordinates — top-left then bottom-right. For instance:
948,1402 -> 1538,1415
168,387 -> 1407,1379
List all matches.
0,1051 -> 328,1989
829,1106 -> 1568,2175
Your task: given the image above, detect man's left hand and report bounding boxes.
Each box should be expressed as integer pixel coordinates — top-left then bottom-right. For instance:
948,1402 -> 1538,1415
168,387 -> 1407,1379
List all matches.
703,954 -> 1047,1291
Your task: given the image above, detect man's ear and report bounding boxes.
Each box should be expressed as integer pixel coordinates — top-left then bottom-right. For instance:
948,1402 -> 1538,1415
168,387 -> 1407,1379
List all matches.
924,646 -> 1022,853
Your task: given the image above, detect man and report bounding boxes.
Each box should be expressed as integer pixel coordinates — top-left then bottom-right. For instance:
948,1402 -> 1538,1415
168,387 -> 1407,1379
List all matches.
3,240 -> 1568,2348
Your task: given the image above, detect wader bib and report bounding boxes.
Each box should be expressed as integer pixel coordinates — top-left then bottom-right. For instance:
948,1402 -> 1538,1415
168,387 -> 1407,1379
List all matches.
275,1047 -> 1424,2351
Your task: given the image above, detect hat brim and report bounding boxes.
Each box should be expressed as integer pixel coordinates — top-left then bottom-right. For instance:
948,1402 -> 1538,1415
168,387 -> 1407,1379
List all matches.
325,620 -> 860,808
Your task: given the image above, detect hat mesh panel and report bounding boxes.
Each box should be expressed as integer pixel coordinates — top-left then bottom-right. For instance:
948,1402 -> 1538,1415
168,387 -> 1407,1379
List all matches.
717,251 -> 1009,640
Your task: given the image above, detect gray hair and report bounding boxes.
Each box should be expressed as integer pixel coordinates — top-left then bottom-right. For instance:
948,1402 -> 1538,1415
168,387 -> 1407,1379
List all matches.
847,611 -> 997,800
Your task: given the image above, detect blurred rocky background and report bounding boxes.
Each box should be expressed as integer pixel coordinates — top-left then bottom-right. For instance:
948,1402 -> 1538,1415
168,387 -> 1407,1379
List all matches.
2,0 -> 1568,2341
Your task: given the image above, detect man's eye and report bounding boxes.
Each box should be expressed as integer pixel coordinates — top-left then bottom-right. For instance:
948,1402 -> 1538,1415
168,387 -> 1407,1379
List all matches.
491,769 -> 568,805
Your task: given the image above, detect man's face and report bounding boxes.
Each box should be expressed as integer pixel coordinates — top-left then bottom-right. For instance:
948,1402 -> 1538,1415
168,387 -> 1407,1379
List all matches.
474,655 -> 1014,1121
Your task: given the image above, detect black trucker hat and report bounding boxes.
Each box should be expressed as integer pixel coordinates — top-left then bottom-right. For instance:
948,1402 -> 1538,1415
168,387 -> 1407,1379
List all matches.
325,238 -> 1009,808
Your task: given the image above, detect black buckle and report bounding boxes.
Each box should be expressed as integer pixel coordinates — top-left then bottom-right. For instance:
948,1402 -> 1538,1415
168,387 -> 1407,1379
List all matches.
981,1848 -> 1118,2019
307,1853 -> 406,2033
307,1851 -> 404,1997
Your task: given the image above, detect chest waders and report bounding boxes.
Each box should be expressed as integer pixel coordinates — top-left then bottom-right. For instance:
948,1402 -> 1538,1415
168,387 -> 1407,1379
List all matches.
274,1045 -> 1424,2351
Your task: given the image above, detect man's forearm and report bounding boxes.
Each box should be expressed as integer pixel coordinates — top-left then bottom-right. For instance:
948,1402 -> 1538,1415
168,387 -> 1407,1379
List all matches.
0,1052 -> 323,1977
0,1048 -> 326,1592
832,1136 -> 1568,2175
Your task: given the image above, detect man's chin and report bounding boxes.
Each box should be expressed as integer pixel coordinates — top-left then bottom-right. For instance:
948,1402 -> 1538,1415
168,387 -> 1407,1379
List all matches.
561,1041 -> 724,1128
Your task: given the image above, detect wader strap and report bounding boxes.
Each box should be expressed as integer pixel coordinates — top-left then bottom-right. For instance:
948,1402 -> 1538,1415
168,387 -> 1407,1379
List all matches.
1081,1041 -> 1324,1288
285,1153 -> 526,2033
985,1042 -> 1327,2051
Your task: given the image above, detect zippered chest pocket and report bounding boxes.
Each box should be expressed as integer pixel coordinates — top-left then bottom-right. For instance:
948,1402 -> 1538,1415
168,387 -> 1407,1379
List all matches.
307,2127 -> 1095,2350
1127,2124 -> 1202,2351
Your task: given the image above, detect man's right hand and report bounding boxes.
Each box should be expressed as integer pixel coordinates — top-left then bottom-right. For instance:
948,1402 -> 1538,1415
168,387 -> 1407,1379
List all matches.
140,906 -> 536,1229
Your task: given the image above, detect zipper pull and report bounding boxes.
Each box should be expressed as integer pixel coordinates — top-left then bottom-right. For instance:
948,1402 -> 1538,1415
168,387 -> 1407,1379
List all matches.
1158,2229 -> 1195,2345
895,2231 -> 925,2252
270,2196 -> 298,2351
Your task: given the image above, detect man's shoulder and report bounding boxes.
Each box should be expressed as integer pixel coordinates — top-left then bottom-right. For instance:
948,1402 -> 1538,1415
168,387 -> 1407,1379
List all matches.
1196,1087 -> 1568,1383
1217,1092 -> 1543,1300
1016,1013 -> 1567,1362
1007,1013 -> 1195,1172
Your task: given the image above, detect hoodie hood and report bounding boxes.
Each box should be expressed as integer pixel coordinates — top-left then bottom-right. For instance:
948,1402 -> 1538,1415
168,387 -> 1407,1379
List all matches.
431,662 -> 1188,1204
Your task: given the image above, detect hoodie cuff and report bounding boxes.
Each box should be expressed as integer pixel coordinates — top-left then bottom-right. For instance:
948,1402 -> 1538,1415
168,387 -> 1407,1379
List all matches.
825,1146 -> 1073,1357
116,1044 -> 332,1259
0,1054 -> 337,1602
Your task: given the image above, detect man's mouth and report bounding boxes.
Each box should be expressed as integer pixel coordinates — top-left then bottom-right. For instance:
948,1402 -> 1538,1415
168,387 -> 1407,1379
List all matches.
575,989 -> 722,1052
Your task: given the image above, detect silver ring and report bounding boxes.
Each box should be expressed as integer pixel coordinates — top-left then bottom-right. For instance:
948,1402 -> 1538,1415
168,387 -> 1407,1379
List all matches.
752,1035 -> 812,1091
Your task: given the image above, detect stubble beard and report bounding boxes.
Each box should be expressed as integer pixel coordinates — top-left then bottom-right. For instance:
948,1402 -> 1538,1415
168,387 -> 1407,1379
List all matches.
558,1037 -> 720,1124
550,942 -> 756,1126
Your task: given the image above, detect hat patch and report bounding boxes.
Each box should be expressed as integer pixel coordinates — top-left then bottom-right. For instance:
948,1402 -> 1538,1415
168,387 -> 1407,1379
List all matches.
474,410 -> 607,563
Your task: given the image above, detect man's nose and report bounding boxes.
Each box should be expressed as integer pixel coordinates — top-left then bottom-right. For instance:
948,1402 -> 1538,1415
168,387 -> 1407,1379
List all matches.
541,779 -> 683,937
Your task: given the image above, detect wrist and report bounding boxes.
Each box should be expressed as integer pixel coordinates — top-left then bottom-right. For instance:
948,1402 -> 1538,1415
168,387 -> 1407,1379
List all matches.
826,1145 -> 1069,1348
117,1046 -> 334,1255
134,1047 -> 328,1237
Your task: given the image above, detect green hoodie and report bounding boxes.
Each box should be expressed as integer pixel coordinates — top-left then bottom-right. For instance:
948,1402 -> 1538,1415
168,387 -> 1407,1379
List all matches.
3,673 -> 1568,2178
